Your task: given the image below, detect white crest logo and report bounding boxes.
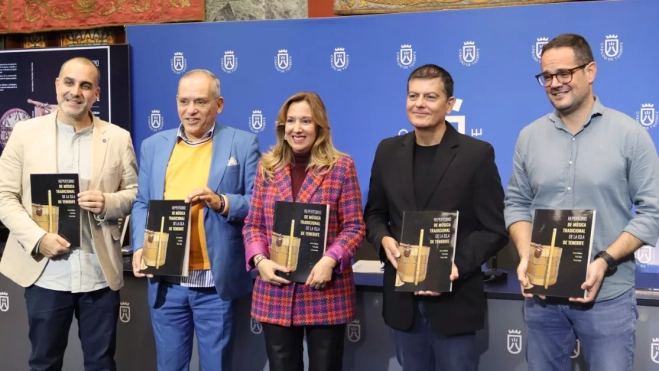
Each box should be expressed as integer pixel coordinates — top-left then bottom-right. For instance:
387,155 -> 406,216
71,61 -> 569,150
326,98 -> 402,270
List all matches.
636,104 -> 658,130
275,49 -> 292,72
532,37 -> 548,63
171,52 -> 187,74
347,320 -> 361,342
637,244 -> 653,264
600,35 -> 623,61
250,318 -> 262,334
331,47 -> 349,71
249,110 -> 265,134
92,60 -> 100,67
397,44 -> 416,69
0,292 -> 8,312
119,302 -> 130,323
652,338 -> 659,364
149,110 -> 163,132
221,51 -> 238,73
571,339 -> 580,359
507,329 -> 522,354
398,128 -> 408,136
459,41 -> 479,66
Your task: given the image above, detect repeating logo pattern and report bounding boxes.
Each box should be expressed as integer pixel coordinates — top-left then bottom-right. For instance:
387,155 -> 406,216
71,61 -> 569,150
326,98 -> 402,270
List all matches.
331,47 -> 349,71
396,44 -> 416,69
637,244 -> 653,264
532,37 -> 548,63
119,302 -> 130,323
149,110 -> 164,132
347,320 -> 361,342
250,318 -> 263,334
249,110 -> 266,133
0,292 -> 7,312
600,35 -> 623,61
171,52 -> 187,74
275,49 -> 292,73
222,51 -> 238,73
637,103 -> 658,130
459,41 -> 479,66
507,329 -> 522,354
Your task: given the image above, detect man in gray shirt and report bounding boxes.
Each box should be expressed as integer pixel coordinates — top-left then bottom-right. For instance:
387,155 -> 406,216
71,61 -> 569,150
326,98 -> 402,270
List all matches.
504,33 -> 659,371
0,57 -> 137,370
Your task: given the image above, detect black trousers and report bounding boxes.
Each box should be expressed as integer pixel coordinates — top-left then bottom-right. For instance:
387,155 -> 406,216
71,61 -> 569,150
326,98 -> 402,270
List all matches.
24,285 -> 120,371
262,322 -> 346,371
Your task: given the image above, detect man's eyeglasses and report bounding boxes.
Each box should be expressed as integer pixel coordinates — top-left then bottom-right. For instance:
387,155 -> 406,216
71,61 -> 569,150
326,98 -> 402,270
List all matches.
535,64 -> 588,87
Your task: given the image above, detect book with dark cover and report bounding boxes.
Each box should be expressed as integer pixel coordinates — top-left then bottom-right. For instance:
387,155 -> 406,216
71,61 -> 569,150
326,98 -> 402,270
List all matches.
523,209 -> 596,299
395,211 -> 459,293
30,173 -> 80,247
272,201 -> 330,283
139,200 -> 191,277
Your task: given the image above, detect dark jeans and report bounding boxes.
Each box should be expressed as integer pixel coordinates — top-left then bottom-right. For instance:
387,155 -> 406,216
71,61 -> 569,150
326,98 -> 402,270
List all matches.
261,322 -> 346,371
391,301 -> 477,371
24,285 -> 120,371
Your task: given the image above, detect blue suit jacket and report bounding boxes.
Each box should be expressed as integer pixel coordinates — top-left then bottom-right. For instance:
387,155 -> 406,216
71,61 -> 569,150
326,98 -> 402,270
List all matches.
131,124 -> 261,306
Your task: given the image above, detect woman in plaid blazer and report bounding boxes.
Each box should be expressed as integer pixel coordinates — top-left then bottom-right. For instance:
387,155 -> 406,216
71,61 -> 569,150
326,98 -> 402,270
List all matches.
243,91 -> 365,371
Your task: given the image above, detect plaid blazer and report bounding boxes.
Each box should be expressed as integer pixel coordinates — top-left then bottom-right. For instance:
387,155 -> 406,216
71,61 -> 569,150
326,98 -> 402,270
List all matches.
243,155 -> 365,326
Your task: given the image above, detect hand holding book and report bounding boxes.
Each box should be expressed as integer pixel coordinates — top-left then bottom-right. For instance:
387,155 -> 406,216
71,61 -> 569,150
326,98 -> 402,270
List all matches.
255,254 -> 291,286
414,263 -> 459,296
37,233 -> 71,258
305,256 -> 337,290
381,236 -> 400,269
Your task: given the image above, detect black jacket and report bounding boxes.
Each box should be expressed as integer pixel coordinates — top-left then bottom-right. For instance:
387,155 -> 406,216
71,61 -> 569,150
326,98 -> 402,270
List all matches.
363,122 -> 509,336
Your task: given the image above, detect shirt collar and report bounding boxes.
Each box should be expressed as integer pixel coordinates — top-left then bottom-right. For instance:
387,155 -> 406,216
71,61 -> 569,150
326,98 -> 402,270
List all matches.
176,123 -> 215,144
548,95 -> 606,130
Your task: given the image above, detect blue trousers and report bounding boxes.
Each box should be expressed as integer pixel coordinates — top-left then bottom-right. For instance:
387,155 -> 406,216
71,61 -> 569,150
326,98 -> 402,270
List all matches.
390,301 -> 478,371
24,285 -> 119,371
524,288 -> 638,371
149,282 -> 235,371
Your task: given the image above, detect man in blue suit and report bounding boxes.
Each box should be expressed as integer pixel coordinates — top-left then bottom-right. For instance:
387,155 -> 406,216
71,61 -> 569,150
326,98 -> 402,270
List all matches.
131,69 -> 260,370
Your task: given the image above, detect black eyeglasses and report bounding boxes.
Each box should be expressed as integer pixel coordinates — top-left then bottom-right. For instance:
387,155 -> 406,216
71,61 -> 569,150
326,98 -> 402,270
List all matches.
535,64 -> 589,87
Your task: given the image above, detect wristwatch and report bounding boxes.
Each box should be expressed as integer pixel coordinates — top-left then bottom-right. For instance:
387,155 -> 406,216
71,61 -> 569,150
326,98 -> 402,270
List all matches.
594,251 -> 617,276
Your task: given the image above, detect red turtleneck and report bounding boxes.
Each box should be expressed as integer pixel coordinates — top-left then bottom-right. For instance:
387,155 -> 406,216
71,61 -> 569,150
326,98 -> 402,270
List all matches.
291,151 -> 310,200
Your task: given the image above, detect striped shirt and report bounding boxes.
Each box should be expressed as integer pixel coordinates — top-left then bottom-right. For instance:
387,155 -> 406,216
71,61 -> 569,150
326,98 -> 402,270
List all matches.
161,124 -> 215,288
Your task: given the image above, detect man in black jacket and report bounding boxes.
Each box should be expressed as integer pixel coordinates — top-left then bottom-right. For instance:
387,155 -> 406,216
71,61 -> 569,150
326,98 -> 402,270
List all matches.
364,64 -> 509,370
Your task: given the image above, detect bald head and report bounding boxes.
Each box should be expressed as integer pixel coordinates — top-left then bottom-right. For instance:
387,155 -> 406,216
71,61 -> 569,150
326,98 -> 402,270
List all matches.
59,57 -> 100,87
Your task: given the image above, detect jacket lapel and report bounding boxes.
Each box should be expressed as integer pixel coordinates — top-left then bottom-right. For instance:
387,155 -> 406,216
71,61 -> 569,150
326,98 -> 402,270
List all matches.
90,118 -> 109,189
295,167 -> 325,203
207,125 -> 232,192
40,114 -> 58,173
274,166 -> 293,202
397,133 -> 417,211
419,122 -> 459,210
153,130 -> 178,199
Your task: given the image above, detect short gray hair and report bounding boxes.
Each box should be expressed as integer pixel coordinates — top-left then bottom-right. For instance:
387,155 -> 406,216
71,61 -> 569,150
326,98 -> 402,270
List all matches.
179,69 -> 221,98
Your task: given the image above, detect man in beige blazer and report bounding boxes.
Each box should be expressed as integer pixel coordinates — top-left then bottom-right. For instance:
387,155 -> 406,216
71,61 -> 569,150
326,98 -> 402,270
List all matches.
0,57 -> 137,371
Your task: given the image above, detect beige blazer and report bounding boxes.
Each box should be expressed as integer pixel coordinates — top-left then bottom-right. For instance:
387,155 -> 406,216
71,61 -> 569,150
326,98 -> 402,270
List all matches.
0,111 -> 138,291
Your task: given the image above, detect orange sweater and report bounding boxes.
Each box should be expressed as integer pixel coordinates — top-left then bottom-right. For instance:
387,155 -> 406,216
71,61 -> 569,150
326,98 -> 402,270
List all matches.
164,140 -> 213,271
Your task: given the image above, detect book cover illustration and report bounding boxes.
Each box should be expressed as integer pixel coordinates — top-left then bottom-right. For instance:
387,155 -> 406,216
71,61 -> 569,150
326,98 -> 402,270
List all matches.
271,201 -> 330,283
523,209 -> 596,299
395,211 -> 459,293
30,173 -> 80,247
140,200 -> 191,277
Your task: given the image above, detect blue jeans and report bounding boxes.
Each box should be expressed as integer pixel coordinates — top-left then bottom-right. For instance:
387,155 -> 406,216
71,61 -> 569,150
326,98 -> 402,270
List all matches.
149,282 -> 235,371
391,301 -> 477,371
24,285 -> 119,371
524,288 -> 638,371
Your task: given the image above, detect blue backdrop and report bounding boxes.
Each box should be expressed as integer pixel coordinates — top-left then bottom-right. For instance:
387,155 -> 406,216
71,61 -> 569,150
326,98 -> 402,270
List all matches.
126,0 -> 659,279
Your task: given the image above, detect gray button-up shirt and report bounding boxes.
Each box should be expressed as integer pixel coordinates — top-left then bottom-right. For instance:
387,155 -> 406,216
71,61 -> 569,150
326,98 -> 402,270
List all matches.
34,120 -> 107,293
504,96 -> 659,301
